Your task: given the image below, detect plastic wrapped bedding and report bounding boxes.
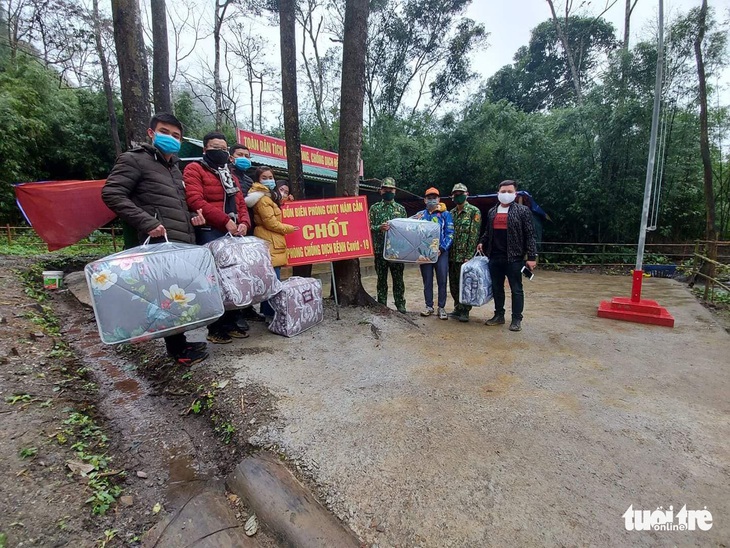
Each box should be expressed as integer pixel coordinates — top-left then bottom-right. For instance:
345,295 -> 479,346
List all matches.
268,277 -> 323,337
459,255 -> 493,307
85,242 -> 224,344
205,235 -> 283,309
383,218 -> 440,263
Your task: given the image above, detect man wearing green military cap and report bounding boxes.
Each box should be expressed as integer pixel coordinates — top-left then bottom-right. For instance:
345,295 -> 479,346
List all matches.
449,183 -> 482,322
368,177 -> 407,313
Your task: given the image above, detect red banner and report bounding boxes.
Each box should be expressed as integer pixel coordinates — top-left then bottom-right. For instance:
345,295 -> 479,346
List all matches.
236,129 -> 363,175
14,180 -> 116,251
282,197 -> 374,266
237,129 -> 339,171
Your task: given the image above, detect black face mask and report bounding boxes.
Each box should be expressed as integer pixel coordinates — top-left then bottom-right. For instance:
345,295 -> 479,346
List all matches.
204,149 -> 230,167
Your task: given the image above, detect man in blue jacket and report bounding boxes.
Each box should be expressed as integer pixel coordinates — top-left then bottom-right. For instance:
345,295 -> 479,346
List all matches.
414,187 -> 454,319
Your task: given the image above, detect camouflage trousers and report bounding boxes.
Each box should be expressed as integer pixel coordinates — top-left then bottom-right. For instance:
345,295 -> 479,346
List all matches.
449,261 -> 472,315
374,255 -> 405,309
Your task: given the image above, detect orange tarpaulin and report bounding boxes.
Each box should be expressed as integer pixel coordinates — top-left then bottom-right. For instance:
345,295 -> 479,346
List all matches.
14,180 -> 116,251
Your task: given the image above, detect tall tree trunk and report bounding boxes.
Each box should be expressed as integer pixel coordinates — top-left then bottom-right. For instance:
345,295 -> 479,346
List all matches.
545,0 -> 582,104
92,0 -> 122,156
111,0 -> 150,148
332,0 -> 373,306
694,0 -> 717,291
150,0 -> 171,112
280,0 -> 304,200
213,1 -> 232,130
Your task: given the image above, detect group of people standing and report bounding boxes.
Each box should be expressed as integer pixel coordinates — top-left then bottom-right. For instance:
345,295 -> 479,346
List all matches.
368,178 -> 538,332
102,112 -> 297,366
100,111 -> 538,367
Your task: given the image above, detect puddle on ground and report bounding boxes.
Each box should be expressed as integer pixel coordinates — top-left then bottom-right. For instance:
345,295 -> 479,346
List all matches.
166,447 -> 211,504
113,378 -> 142,402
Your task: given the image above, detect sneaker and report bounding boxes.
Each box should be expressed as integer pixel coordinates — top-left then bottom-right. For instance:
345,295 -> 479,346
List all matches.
186,341 -> 207,352
458,313 -> 470,323
227,326 -> 249,339
207,331 -> 233,344
484,313 -> 505,326
509,320 -> 522,332
420,307 -> 435,317
438,307 -> 448,320
396,306 -> 407,314
172,347 -> 209,366
447,311 -> 461,319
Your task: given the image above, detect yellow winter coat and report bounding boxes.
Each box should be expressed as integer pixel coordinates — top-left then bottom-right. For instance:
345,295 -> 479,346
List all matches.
245,183 -> 296,267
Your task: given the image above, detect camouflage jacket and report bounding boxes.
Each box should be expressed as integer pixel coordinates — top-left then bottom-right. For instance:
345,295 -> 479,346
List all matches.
369,200 -> 407,253
449,202 -> 482,262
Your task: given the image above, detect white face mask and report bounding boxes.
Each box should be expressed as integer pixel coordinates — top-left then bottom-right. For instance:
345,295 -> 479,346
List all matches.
498,192 -> 516,205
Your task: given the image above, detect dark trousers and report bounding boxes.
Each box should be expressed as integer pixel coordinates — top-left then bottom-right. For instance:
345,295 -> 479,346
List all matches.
374,255 -> 405,309
420,249 -> 449,309
488,258 -> 524,320
208,310 -> 240,335
165,333 -> 188,356
260,266 -> 281,317
448,261 -> 472,314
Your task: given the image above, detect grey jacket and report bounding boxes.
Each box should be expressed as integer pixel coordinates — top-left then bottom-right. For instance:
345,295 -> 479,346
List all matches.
102,144 -> 196,244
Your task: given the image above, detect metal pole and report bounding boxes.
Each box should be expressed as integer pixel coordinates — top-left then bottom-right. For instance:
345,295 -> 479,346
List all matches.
633,0 -> 664,301
330,262 -> 340,320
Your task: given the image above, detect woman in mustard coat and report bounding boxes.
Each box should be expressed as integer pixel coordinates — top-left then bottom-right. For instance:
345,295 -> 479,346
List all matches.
245,167 -> 298,319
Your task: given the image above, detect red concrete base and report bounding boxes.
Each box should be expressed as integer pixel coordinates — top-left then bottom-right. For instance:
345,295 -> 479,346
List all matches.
597,297 -> 675,327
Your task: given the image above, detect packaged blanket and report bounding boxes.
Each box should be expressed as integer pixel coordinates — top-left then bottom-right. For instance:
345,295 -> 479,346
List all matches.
205,235 -> 283,309
383,218 -> 440,263
85,242 -> 224,344
268,277 -> 323,337
459,254 -> 493,307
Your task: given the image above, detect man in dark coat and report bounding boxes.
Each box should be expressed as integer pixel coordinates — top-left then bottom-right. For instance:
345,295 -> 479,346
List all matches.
102,112 -> 209,365
477,180 -> 538,332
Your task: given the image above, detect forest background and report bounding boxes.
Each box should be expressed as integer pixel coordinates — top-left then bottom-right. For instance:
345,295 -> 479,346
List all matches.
1,0 -> 728,244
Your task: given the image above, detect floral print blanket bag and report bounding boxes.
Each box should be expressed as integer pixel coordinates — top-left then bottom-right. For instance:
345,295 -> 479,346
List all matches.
268,277 -> 323,337
383,218 -> 440,263
85,241 -> 225,344
205,235 -> 283,310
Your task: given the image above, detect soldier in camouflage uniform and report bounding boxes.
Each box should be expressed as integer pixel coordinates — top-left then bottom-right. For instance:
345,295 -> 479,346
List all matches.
369,177 -> 407,313
448,183 -> 482,322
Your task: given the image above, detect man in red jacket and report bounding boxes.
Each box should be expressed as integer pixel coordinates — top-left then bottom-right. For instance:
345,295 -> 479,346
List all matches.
184,131 -> 252,344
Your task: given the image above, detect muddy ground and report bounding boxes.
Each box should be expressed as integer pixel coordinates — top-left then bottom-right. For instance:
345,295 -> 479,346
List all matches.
0,258 -> 279,547
2,257 -> 729,548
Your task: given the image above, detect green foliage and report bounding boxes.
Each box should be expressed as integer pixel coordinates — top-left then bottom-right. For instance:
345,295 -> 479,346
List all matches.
0,52 -> 123,223
484,17 -> 618,111
64,410 -> 122,516
367,0 -> 487,116
19,447 -> 38,459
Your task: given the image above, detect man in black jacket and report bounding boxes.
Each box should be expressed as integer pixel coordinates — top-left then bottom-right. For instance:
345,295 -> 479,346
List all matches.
102,113 -> 209,365
229,144 -> 255,194
477,180 -> 538,332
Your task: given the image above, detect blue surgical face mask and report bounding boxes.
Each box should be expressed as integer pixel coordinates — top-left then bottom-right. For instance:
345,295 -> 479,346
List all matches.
425,198 -> 439,208
234,157 -> 252,170
262,180 -> 276,190
153,133 -> 181,155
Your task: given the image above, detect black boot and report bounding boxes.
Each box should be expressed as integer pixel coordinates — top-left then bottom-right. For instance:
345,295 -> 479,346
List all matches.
484,313 -> 505,326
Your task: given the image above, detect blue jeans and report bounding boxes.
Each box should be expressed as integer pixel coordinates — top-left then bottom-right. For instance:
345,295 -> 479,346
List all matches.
260,266 -> 281,317
420,249 -> 449,309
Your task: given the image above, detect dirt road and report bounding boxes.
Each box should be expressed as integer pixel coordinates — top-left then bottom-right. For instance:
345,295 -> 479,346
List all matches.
212,268 -> 730,547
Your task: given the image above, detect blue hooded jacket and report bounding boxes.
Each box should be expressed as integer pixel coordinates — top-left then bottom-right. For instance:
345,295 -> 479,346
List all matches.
413,207 -> 454,252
